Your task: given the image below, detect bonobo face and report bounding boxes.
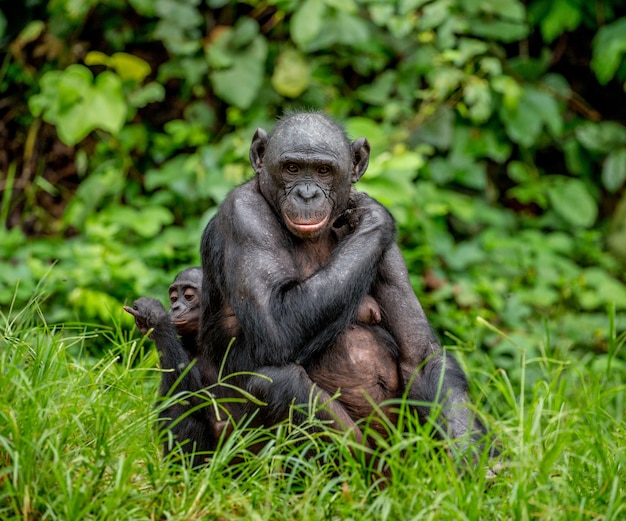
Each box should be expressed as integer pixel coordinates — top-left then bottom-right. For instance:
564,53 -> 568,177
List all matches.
168,267 -> 202,336
250,113 -> 370,240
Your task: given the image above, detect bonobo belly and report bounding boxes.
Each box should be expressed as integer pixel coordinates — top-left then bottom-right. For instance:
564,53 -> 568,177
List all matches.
306,324 -> 400,422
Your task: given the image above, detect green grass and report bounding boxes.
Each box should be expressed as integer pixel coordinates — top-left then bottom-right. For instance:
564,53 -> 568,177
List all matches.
1,297 -> 625,520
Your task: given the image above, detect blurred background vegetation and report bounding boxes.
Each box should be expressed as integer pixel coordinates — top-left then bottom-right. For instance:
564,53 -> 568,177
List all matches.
1,0 -> 625,369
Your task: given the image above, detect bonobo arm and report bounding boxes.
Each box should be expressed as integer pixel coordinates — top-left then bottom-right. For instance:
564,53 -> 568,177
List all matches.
212,183 -> 395,367
372,245 -> 485,443
124,298 -> 205,409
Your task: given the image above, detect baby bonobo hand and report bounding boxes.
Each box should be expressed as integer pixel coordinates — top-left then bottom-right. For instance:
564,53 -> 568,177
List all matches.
356,294 -> 382,324
123,297 -> 168,336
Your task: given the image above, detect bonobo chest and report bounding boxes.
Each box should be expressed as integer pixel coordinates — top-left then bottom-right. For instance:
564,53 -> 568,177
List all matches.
292,235 -> 336,279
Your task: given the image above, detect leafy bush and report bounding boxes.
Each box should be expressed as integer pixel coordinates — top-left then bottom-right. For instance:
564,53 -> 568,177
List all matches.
1,0 -> 625,359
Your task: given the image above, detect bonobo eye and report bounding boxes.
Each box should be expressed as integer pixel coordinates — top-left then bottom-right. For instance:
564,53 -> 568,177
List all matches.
184,290 -> 196,301
285,163 -> 299,174
169,291 -> 178,304
317,165 -> 331,176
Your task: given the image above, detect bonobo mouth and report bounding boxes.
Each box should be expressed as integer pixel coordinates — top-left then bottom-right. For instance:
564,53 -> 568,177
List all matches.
170,312 -> 191,328
283,214 -> 329,236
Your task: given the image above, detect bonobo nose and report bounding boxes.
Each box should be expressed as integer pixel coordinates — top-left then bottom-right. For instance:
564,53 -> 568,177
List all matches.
296,184 -> 320,201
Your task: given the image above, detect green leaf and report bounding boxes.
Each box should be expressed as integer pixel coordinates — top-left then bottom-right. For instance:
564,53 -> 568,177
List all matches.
360,149 -> 422,211
411,106 -> 454,151
462,0 -> 525,21
155,0 -> 202,29
153,0 -> 203,55
90,71 -> 127,132
109,53 -> 152,83
271,48 -> 311,98
28,65 -> 127,146
345,117 -> 389,157
492,75 -> 522,111
562,137 -> 588,176
291,0 -> 326,49
15,20 -> 45,45
86,51 -> 151,83
499,98 -> 541,147
468,20 -> 528,43
334,11 -> 370,46
579,267 -> 626,310
507,161 -> 532,183
231,17 -> 260,48
210,34 -> 268,109
535,91 -> 562,137
131,206 -> 175,238
576,121 -> 626,153
356,71 -> 396,106
547,177 -> 597,228
463,77 -> 492,123
128,0 -> 157,16
419,0 -> 451,30
127,82 -> 166,108
602,147 -> 626,193
499,86 -> 561,147
454,38 -> 489,66
591,18 -> 626,84
540,0 -> 581,43
325,0 -> 357,11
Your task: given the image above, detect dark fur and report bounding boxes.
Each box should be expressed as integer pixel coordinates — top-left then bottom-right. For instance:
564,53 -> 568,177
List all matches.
197,112 -> 486,450
129,112 -> 488,466
124,268 -> 220,466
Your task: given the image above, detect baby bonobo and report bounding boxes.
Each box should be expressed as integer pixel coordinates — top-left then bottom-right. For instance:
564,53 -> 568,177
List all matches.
124,267 -> 221,465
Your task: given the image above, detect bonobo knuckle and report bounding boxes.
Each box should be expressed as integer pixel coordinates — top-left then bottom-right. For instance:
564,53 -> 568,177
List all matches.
363,205 -> 394,233
133,297 -> 166,327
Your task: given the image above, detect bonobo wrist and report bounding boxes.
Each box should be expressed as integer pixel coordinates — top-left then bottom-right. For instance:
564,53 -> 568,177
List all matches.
357,207 -> 395,247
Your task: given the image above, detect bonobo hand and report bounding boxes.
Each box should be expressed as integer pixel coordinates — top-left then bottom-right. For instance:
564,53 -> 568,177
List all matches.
334,191 -> 395,247
123,297 -> 168,336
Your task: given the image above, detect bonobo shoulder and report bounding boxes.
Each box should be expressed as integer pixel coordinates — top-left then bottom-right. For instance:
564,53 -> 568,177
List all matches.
214,178 -> 280,238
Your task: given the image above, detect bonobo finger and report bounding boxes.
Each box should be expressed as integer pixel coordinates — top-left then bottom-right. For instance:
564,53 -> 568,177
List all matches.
333,208 -> 358,233
349,190 -> 370,207
123,305 -> 140,319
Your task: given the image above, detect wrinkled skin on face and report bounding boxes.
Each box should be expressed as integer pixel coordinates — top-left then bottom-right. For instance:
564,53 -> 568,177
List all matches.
168,267 -> 202,336
250,112 -> 370,240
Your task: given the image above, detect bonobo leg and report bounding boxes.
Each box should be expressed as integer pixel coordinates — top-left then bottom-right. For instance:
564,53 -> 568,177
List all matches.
247,364 -> 365,444
308,325 -> 400,438
372,245 -> 487,449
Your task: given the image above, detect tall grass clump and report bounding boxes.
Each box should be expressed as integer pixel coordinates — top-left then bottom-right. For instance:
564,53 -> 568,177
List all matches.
1,295 -> 624,520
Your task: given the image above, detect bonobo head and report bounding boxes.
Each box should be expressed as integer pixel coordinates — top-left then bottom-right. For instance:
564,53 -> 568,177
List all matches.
169,266 -> 202,336
249,111 -> 370,239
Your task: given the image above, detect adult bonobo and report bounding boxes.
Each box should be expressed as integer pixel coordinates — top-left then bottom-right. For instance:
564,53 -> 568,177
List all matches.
199,111 -> 486,452
124,267 -> 222,465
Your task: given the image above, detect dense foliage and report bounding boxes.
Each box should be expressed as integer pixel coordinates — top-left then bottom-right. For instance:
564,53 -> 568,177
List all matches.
1,0 -> 626,365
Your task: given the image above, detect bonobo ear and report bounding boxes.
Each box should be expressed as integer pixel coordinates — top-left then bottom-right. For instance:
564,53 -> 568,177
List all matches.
250,128 -> 269,175
350,137 -> 370,183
